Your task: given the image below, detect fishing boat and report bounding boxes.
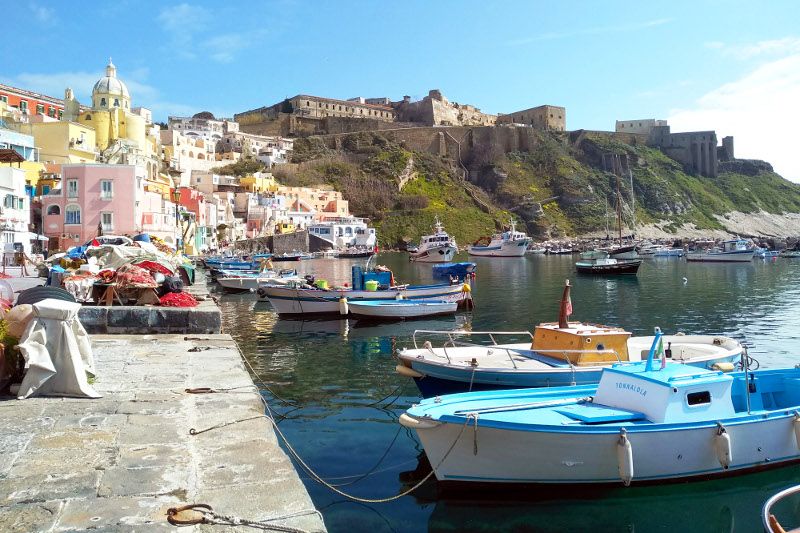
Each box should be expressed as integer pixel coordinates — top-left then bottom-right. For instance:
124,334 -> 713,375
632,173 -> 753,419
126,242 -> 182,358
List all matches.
653,247 -> 685,257
337,247 -> 376,259
432,262 -> 476,280
762,485 -> 800,532
272,251 -> 314,261
546,247 -> 574,255
400,330 -> 800,485
258,264 -> 471,315
396,281 -> 741,397
409,217 -> 458,263
468,219 -> 531,257
216,269 -> 301,293
526,246 -> 547,254
754,247 -> 780,258
346,300 -> 457,320
575,250 -> 641,275
686,239 -> 755,263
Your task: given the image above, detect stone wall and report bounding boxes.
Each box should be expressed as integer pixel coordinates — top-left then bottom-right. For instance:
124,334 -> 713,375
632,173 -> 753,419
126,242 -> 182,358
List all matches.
272,230 -> 309,254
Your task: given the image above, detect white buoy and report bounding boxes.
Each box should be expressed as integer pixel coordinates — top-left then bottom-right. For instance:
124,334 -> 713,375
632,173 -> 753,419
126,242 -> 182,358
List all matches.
682,277 -> 688,284
714,424 -> 732,469
338,297 -> 349,316
617,429 -> 634,486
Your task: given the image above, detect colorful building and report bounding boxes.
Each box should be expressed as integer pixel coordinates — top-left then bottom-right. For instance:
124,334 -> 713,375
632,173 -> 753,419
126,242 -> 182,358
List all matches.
19,120 -> 97,164
0,165 -> 33,253
0,83 -> 63,119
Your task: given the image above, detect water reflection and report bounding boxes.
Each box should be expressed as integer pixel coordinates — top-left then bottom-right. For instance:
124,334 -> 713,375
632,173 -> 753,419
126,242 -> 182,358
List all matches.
215,253 -> 800,533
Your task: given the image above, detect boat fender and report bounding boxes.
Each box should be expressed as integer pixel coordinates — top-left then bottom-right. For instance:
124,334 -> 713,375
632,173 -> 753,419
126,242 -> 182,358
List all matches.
339,297 -> 348,316
793,412 -> 800,449
462,283 -> 471,293
395,293 -> 403,300
398,413 -> 439,429
712,362 -> 735,372
396,364 -> 424,378
714,423 -> 732,469
617,428 -> 634,486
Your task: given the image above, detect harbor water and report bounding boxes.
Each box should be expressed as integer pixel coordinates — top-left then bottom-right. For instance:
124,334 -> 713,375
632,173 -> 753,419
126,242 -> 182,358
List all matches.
215,253 -> 800,532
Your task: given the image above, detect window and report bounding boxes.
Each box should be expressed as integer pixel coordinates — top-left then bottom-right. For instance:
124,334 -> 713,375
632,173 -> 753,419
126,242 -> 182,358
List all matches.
101,212 -> 113,231
0,95 -> 7,103
43,185 -> 51,195
17,198 -> 24,210
114,99 -> 120,107
36,104 -> 44,115
19,100 -> 28,113
67,179 -> 78,198
687,391 -> 711,406
100,98 -> 106,107
65,205 -> 81,224
3,195 -> 13,208
47,107 -> 56,118
46,205 -> 60,215
58,110 -> 63,119
100,180 -> 113,199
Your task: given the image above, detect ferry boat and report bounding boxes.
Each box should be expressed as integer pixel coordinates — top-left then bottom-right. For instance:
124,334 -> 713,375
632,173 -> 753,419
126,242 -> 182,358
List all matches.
468,219 -> 531,257
409,217 -> 458,263
400,335 -> 800,485
686,239 -> 755,263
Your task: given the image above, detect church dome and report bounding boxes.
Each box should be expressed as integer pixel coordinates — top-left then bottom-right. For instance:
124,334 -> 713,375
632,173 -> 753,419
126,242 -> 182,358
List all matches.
91,59 -> 130,109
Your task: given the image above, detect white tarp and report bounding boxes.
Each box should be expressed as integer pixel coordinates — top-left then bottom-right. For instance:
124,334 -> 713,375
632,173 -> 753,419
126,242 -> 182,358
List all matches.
16,298 -> 101,399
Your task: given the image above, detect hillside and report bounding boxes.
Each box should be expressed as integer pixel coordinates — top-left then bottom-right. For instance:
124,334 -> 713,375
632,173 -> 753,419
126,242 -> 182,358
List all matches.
274,131 -> 800,246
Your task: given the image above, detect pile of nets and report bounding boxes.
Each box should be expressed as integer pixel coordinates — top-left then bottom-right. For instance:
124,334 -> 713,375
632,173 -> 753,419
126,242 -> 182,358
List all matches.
116,264 -> 157,289
159,292 -> 198,308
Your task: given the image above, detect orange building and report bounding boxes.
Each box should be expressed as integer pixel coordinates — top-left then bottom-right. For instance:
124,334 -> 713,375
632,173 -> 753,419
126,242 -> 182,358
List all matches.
0,83 -> 63,119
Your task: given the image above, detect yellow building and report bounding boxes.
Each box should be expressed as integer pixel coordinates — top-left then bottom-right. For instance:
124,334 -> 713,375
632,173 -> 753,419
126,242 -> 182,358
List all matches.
21,120 -> 98,164
240,172 -> 278,193
63,59 -> 160,179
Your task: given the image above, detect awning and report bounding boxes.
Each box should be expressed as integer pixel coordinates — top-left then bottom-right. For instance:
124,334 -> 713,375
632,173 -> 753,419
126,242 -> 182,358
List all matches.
25,232 -> 49,241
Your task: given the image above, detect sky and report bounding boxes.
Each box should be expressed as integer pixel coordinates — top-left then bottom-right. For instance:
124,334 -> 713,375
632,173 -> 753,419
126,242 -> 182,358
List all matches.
3,0 -> 800,181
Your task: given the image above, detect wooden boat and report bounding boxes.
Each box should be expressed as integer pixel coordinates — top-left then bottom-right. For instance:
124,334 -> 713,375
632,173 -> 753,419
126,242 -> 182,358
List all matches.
400,337 -> 800,485
575,251 -> 641,275
396,281 -> 741,397
337,247 -> 375,259
468,219 -> 530,257
686,239 -> 755,262
346,299 -> 457,320
409,216 -> 458,263
272,251 -> 314,261
258,264 -> 472,315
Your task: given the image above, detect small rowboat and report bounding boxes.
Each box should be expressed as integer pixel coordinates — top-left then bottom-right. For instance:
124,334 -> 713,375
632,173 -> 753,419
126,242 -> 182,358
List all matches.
346,299 -> 457,319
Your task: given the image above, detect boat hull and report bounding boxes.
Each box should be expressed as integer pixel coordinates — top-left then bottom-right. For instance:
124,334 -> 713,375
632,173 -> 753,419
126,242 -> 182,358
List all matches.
686,251 -> 754,262
217,275 -> 300,292
468,240 -> 529,257
410,244 -> 458,263
576,260 -> 641,275
348,300 -> 457,319
260,283 -> 469,314
407,409 -> 800,484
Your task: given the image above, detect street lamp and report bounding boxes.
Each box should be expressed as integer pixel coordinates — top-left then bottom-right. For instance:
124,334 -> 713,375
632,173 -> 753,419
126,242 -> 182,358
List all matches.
171,188 -> 181,253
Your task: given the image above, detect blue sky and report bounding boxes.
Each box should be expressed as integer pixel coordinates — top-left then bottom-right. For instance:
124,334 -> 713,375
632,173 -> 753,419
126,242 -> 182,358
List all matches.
4,0 -> 800,180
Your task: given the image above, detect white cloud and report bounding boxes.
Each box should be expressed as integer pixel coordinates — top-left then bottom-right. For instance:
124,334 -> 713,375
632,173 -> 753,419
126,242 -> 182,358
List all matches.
705,37 -> 800,60
507,18 -> 672,46
669,54 -> 800,181
30,2 -> 55,25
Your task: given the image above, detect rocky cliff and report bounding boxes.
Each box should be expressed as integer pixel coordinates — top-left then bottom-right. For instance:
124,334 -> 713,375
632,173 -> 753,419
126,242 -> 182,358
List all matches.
276,131 -> 800,245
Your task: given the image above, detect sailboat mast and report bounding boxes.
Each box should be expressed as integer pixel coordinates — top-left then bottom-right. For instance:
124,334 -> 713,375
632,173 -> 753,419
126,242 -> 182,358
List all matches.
615,173 -> 622,244
629,168 -> 636,237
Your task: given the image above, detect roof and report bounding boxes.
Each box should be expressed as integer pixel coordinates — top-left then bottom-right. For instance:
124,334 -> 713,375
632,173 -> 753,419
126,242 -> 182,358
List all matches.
0,83 -> 63,106
0,149 -> 25,163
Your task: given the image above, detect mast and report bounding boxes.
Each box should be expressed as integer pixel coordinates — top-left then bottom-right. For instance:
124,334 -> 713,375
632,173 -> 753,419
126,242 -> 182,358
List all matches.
629,167 -> 636,237
615,173 -> 622,244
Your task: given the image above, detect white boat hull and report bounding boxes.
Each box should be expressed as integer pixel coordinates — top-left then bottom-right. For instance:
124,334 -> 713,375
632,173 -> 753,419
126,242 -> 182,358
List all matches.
408,411 -> 800,484
410,244 -> 458,263
217,274 -> 300,291
348,300 -> 457,318
686,251 -> 754,262
468,239 -> 530,257
260,283 -> 469,314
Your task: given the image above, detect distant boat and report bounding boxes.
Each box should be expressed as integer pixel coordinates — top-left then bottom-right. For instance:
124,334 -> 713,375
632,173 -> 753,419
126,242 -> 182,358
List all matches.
347,299 -> 458,320
753,247 -> 780,258
468,219 -> 531,257
409,216 -> 458,263
217,269 -> 301,293
686,239 -> 755,263
337,247 -> 375,259
526,245 -> 547,254
653,247 -> 684,257
575,250 -> 641,275
546,247 -> 574,255
272,251 -> 314,261
432,262 -> 476,280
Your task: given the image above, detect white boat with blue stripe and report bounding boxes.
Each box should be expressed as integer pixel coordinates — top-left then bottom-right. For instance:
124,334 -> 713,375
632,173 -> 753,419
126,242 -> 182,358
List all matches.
400,334 -> 800,485
468,219 -> 531,257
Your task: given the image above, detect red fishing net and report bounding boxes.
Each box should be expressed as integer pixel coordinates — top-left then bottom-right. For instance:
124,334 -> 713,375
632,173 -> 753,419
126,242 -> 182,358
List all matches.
159,292 -> 198,307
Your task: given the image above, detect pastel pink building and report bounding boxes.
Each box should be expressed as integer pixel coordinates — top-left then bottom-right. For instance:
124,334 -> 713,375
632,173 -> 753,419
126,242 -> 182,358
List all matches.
42,164 -> 177,250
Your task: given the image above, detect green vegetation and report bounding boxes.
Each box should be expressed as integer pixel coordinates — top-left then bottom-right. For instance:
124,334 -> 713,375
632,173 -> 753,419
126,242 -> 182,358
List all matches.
211,157 -> 266,177
275,130 -> 800,242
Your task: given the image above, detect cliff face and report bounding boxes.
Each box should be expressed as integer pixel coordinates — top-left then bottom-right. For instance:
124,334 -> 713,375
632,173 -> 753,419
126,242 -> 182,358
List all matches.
279,131 -> 800,245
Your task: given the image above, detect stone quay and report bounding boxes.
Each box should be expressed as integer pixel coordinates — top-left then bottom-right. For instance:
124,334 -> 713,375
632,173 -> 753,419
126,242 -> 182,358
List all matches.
0,334 -> 326,532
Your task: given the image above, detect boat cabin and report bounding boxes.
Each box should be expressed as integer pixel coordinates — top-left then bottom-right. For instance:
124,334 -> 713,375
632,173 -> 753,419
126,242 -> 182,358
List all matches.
531,322 -> 631,366
593,362 -> 735,423
721,239 -> 750,252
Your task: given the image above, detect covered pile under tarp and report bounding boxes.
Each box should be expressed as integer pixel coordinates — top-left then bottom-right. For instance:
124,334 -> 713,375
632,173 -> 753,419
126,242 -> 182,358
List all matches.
16,298 -> 100,399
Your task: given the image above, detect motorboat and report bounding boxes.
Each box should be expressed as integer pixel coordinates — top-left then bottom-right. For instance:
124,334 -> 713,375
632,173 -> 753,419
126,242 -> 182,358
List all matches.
526,246 -> 547,254
346,300 -> 457,320
337,247 -> 376,259
409,216 -> 458,263
396,281 -> 741,397
400,334 -> 800,485
575,250 -> 641,275
653,247 -> 685,257
754,247 -> 780,258
546,247 -> 574,255
217,269 -> 301,293
432,262 -> 476,281
258,264 -> 472,315
686,239 -> 755,263
272,251 -> 314,261
468,219 -> 531,257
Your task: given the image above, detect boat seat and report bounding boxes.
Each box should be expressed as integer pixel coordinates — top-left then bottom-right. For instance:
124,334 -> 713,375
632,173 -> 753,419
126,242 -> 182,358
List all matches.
555,404 -> 646,424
